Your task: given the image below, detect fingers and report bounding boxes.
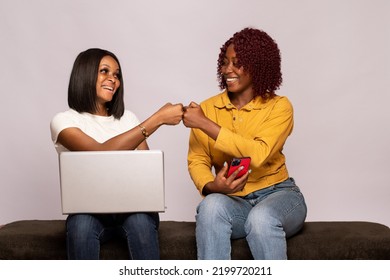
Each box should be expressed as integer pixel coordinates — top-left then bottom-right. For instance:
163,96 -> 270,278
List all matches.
211,162 -> 250,194
189,101 -> 199,108
172,103 -> 183,109
165,102 -> 198,110
235,172 -> 250,191
225,165 -> 245,184
171,103 -> 184,114
225,164 -> 250,192
175,103 -> 184,123
166,101 -> 200,128
216,162 -> 229,178
160,103 -> 184,125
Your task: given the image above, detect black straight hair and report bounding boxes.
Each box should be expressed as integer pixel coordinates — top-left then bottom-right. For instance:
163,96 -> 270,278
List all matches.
68,48 -> 125,119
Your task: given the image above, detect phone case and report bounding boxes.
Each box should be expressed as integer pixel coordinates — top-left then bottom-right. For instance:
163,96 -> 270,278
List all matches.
227,157 -> 251,179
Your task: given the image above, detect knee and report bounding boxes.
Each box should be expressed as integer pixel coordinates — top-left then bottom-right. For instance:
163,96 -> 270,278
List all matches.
196,194 -> 231,224
66,214 -> 100,239
197,194 -> 224,214
124,213 -> 159,231
245,208 -> 280,236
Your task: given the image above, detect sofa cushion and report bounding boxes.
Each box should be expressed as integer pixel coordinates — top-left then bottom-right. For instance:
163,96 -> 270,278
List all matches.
0,220 -> 67,260
287,221 -> 390,259
0,220 -> 389,259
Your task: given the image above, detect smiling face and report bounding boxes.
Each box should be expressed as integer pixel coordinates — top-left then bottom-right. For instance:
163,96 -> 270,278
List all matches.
221,44 -> 253,97
96,55 -> 121,108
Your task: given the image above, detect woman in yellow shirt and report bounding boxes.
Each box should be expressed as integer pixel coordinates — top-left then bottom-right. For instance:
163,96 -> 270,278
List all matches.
183,28 -> 307,259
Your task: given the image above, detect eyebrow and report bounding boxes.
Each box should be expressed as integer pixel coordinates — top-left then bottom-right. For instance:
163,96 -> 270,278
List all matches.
100,64 -> 120,71
223,56 -> 237,61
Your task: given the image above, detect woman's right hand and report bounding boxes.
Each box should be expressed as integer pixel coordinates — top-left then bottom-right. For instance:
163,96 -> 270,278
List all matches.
156,103 -> 184,125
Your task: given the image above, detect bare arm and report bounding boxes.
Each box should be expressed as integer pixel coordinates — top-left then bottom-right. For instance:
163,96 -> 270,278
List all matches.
58,103 -> 183,151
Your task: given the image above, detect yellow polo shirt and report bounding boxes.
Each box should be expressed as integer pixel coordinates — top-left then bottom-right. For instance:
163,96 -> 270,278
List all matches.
188,90 -> 293,196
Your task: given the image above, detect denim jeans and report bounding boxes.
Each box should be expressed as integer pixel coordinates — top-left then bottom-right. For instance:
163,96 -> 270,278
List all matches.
66,212 -> 160,260
195,178 -> 307,260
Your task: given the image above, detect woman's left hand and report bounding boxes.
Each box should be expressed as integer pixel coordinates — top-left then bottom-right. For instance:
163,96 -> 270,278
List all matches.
183,101 -> 221,140
203,163 -> 250,195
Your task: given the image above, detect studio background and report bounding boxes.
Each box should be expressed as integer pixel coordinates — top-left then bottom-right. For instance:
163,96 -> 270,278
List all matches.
1,0 -> 389,227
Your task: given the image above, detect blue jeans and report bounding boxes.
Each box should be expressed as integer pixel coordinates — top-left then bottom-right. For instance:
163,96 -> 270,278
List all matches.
196,178 -> 307,260
66,212 -> 160,260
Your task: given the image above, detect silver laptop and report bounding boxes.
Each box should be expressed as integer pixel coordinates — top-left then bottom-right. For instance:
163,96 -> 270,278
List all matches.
58,150 -> 165,214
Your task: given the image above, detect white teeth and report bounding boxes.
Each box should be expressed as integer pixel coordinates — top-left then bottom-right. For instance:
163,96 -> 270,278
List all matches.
103,86 -> 114,91
226,77 -> 238,82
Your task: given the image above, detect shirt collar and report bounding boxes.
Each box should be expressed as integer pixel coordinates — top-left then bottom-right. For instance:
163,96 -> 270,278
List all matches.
214,90 -> 272,111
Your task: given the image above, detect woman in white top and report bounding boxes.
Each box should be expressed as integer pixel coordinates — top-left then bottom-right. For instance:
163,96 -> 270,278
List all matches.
50,48 -> 184,259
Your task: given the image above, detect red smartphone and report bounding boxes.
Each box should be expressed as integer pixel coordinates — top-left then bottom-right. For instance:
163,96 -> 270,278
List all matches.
227,157 -> 251,179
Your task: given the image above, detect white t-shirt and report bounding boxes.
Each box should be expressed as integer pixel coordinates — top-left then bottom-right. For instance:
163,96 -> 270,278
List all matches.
50,109 -> 140,154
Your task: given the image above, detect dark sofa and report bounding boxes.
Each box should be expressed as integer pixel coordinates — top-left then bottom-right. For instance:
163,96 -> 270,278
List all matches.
0,220 -> 389,259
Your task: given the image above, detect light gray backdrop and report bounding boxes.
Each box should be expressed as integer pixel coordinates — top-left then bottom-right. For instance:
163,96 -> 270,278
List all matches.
1,0 -> 389,227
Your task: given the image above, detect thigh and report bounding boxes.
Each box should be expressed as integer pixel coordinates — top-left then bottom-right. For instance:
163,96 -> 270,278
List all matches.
249,185 -> 307,237
66,214 -> 115,242
66,214 -> 104,234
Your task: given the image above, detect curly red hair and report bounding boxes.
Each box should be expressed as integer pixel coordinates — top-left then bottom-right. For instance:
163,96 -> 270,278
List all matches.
217,28 -> 282,98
